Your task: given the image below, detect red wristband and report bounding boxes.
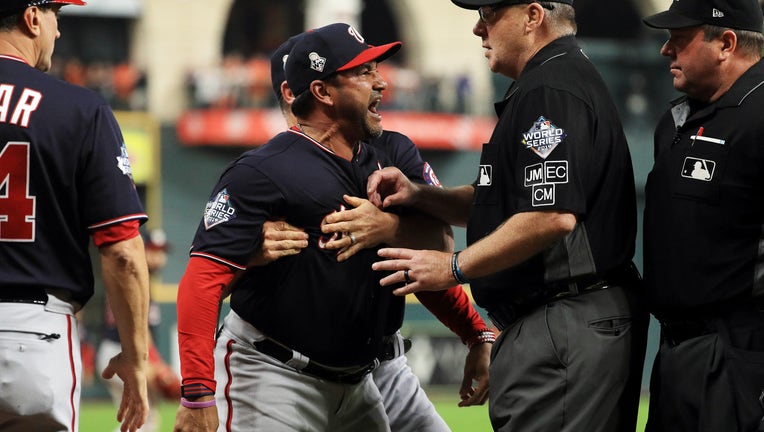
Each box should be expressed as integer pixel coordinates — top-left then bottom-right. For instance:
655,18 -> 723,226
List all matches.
180,397 -> 216,409
466,329 -> 496,349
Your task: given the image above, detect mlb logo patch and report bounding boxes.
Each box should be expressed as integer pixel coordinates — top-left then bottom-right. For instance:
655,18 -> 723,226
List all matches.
478,165 -> 492,186
204,188 -> 237,229
681,157 -> 715,181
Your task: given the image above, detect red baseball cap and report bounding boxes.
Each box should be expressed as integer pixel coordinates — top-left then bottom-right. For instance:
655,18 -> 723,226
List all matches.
0,0 -> 86,13
284,23 -> 401,96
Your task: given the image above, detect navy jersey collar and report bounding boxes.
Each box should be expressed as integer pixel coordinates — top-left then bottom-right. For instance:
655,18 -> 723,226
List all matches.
288,124 -> 366,159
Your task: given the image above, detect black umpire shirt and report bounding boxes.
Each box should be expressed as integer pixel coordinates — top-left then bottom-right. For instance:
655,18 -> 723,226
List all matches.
466,36 -> 637,308
644,60 -> 764,318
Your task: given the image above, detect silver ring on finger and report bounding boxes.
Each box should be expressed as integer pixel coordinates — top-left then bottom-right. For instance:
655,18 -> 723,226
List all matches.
348,232 -> 357,245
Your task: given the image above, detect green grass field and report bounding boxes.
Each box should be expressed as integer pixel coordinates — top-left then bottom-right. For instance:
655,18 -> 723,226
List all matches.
81,393 -> 649,431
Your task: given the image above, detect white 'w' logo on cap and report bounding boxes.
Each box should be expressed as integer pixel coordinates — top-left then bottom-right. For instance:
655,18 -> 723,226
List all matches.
712,8 -> 725,17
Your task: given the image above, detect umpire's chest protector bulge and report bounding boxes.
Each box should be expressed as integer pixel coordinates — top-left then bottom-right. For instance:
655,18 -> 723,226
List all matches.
644,60 -> 764,314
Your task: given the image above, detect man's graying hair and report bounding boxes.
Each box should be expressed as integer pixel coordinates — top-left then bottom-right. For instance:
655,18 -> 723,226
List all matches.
539,2 -> 578,36
701,24 -> 764,60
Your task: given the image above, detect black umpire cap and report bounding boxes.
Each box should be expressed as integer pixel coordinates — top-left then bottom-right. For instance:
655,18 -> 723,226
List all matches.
643,0 -> 764,32
284,22 -> 401,97
450,0 -> 572,10
0,0 -> 86,13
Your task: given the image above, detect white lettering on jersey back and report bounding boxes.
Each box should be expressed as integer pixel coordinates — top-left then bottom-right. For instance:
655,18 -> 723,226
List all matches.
0,85 -> 42,128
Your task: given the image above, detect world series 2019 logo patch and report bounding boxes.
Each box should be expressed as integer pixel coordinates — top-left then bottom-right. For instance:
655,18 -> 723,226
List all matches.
423,162 -> 442,187
309,52 -> 326,72
116,142 -> 133,179
521,116 -> 567,159
204,188 -> 237,230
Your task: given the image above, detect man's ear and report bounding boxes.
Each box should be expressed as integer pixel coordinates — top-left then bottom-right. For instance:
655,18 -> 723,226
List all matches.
309,80 -> 334,107
525,2 -> 545,33
718,29 -> 738,61
280,81 -> 296,105
21,7 -> 43,37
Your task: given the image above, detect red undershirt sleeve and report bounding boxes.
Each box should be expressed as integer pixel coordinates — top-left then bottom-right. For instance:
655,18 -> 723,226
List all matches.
415,285 -> 496,348
91,219 -> 140,247
177,256 -> 236,392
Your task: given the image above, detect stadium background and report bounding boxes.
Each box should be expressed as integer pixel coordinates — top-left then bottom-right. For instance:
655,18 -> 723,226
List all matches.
56,0 -> 740,420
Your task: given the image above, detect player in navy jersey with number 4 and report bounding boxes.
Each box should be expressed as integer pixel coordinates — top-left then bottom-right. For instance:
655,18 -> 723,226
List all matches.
0,1 -> 150,432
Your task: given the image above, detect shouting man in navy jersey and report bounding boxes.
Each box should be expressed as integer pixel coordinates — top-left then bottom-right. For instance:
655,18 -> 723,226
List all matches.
229,33 -> 495,432
174,23 -> 472,432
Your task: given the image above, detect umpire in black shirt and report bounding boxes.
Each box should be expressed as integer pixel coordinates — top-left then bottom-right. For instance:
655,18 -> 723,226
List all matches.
643,0 -> 764,430
370,1 -> 649,430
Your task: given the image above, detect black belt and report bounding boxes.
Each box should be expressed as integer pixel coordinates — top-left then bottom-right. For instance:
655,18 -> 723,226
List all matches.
253,338 -> 377,384
378,336 -> 412,361
659,319 -> 714,347
659,297 -> 764,347
0,286 -> 48,305
487,263 -> 641,331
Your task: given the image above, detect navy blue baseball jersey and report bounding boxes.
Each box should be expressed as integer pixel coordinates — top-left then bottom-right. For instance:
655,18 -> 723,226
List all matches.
366,130 -> 441,335
0,55 -> 146,305
190,127 -> 414,367
369,130 -> 440,188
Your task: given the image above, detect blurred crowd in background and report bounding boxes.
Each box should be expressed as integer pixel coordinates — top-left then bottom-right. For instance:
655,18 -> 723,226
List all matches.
50,56 -> 148,112
49,54 -> 475,115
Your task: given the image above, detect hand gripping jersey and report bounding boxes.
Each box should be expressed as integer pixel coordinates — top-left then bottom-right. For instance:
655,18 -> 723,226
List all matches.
366,130 -> 442,335
0,55 -> 146,305
189,127 -> 405,367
